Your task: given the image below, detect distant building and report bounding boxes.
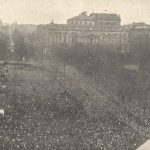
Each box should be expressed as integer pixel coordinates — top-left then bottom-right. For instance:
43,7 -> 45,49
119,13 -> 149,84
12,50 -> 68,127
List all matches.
129,23 -> 150,42
67,11 -> 121,28
37,11 -> 128,51
128,22 -> 150,51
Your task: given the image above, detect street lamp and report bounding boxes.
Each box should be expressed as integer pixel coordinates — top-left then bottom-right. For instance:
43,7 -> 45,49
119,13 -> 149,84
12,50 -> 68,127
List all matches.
42,47 -> 44,67
63,47 -> 66,90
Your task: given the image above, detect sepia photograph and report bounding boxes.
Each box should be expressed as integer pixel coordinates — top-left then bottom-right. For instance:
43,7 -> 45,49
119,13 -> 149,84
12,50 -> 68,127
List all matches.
0,0 -> 150,149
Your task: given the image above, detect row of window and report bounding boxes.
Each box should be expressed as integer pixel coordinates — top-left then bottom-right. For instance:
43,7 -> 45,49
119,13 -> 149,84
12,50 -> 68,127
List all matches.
68,20 -> 120,26
51,33 -> 68,43
97,21 -> 119,26
83,38 -> 98,44
102,37 -> 127,42
50,33 -> 127,43
68,21 -> 95,26
81,36 -> 127,44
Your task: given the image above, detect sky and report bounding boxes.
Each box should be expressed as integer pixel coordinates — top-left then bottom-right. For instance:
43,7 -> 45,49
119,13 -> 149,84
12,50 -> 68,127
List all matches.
0,0 -> 150,25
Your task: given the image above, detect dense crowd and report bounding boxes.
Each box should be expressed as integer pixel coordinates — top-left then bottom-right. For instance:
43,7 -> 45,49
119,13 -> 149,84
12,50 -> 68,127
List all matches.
0,64 -> 146,149
0,63 -> 8,108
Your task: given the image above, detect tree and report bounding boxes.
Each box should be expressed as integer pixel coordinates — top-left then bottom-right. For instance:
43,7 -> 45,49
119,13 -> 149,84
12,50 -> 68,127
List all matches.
12,29 -> 27,61
0,32 -> 9,60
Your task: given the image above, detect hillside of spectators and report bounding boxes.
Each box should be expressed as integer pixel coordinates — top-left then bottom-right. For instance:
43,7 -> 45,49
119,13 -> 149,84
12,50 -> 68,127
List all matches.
50,42 -> 150,128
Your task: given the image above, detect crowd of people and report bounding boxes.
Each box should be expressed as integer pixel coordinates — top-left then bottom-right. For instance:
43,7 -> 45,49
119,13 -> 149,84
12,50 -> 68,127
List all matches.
0,63 -> 146,149
0,62 -> 8,110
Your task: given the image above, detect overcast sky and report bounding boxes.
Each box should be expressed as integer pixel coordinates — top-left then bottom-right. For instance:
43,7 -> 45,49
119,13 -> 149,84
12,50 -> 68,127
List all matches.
0,0 -> 150,25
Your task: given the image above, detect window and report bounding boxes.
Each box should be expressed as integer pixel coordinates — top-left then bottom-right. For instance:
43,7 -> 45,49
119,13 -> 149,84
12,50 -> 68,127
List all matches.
64,35 -> 67,43
123,37 -> 126,42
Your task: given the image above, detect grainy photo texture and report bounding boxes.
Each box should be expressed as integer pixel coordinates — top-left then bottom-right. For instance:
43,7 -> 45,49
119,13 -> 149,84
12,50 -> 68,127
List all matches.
0,0 -> 150,149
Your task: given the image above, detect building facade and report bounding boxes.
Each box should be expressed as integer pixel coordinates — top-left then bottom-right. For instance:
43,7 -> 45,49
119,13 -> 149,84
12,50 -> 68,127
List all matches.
37,12 -> 128,51
128,23 -> 150,51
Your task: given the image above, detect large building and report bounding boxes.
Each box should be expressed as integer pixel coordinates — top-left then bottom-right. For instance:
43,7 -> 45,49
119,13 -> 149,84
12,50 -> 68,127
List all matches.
128,23 -> 150,42
37,11 -> 128,51
128,23 -> 150,51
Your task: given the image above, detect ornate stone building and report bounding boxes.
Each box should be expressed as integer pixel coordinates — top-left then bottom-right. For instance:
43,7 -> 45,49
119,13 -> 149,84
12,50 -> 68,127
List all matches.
37,11 -> 128,50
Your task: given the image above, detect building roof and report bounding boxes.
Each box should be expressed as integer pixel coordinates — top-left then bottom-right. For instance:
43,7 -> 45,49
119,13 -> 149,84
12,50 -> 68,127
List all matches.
68,12 -> 120,21
37,22 -> 122,33
90,13 -> 120,21
130,22 -> 150,29
68,15 -> 95,21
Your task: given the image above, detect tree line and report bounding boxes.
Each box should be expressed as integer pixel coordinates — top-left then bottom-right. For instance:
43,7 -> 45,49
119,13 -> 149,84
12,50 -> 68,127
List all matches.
50,42 -> 150,114
0,29 -> 37,61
